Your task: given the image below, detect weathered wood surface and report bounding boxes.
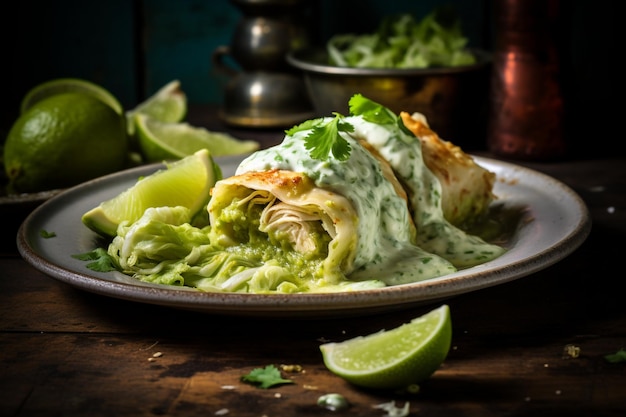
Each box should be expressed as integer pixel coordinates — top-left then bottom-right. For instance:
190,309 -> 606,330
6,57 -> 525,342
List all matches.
2,130 -> 624,417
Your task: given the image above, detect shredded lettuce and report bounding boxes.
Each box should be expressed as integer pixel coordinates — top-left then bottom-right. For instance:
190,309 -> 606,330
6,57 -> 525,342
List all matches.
105,205 -> 385,293
327,8 -> 476,69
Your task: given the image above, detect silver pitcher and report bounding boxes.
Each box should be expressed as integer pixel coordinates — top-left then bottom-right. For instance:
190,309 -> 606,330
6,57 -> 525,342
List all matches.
213,0 -> 315,128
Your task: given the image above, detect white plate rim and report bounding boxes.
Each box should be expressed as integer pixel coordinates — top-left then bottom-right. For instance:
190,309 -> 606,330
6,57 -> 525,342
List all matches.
16,155 -> 591,318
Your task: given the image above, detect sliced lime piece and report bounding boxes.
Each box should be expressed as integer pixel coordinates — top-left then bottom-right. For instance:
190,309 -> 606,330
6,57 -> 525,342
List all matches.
82,149 -> 220,237
126,80 -> 187,136
320,304 -> 452,390
134,113 -> 259,163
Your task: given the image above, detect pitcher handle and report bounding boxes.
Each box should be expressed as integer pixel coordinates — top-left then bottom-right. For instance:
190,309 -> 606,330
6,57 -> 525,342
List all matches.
212,45 -> 239,78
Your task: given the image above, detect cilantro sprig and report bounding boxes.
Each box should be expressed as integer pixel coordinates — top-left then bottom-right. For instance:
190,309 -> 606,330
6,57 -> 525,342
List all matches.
72,248 -> 118,272
287,94 -> 403,161
300,113 -> 353,161
241,365 -> 294,389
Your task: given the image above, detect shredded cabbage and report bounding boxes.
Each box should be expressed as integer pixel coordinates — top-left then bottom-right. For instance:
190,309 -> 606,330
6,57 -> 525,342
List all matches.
107,206 -> 385,293
327,9 -> 476,69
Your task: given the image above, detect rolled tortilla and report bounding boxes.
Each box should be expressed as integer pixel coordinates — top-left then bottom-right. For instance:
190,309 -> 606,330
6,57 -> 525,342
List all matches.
208,123 -> 457,289
208,169 -> 358,284
401,111 -> 497,227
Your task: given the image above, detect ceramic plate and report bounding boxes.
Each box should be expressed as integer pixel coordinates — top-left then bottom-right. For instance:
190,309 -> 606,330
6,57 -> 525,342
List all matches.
17,155 -> 591,318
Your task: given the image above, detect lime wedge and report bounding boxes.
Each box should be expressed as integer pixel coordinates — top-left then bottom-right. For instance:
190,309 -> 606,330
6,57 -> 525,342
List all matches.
20,78 -> 123,116
126,80 -> 187,136
82,149 -> 220,237
134,113 -> 259,163
320,304 -> 452,390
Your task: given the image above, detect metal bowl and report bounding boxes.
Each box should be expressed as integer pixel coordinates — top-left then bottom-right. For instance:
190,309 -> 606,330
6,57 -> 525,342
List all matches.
287,47 -> 492,150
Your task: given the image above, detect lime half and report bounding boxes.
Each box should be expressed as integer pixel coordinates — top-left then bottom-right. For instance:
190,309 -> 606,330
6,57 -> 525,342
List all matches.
134,113 -> 259,162
320,304 -> 452,390
82,149 -> 220,237
20,78 -> 123,116
126,80 -> 187,136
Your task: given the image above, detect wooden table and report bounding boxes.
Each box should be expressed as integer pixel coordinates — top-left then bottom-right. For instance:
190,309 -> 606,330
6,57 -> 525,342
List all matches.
2,109 -> 625,416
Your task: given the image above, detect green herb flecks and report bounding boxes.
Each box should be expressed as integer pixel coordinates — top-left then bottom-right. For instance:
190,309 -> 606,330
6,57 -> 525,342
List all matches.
241,364 -> 294,389
40,229 -> 56,238
72,248 -> 118,272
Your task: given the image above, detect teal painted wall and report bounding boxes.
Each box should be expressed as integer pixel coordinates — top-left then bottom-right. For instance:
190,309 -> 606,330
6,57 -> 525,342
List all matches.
140,0 -> 239,110
3,0 -> 487,127
2,0 -> 620,144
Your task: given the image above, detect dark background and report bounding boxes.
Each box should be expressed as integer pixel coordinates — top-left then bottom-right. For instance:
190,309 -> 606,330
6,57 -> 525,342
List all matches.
2,0 -> 619,153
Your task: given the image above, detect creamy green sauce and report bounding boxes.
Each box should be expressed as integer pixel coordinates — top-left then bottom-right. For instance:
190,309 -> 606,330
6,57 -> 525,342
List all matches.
346,116 -> 505,268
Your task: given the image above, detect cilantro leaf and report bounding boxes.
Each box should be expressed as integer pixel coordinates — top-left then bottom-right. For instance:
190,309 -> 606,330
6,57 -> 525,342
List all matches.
303,113 -> 353,161
349,94 -> 396,125
285,117 -> 325,136
72,248 -> 118,272
605,348 -> 626,363
241,365 -> 294,389
40,229 -> 56,238
349,94 -> 415,139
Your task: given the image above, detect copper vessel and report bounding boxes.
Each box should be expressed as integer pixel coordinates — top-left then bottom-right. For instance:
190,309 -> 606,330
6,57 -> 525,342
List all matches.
487,0 -> 566,160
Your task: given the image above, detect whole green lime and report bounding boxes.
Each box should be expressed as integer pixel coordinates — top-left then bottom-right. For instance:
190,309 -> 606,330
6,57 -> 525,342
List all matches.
4,92 -> 128,193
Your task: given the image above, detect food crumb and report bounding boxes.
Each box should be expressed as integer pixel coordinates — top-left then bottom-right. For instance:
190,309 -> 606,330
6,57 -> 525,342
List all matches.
214,408 -> 229,416
406,384 -> 420,394
562,344 -> 581,359
147,358 -> 156,362
543,363 -> 549,368
274,393 -> 282,398
303,384 -> 319,390
555,390 -> 562,395
373,401 -> 410,417
221,385 -> 237,390
607,206 -> 615,214
153,352 -> 163,358
524,397 -> 531,402
280,364 -> 302,372
139,340 -> 159,351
